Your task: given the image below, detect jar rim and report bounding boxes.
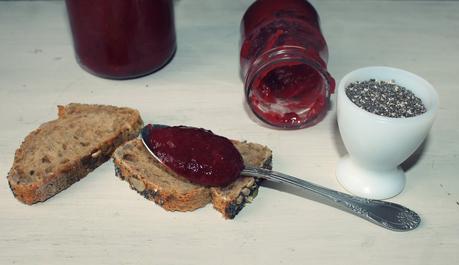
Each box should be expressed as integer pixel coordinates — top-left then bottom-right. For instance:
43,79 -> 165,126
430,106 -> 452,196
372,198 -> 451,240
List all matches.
244,45 -> 333,92
244,54 -> 333,129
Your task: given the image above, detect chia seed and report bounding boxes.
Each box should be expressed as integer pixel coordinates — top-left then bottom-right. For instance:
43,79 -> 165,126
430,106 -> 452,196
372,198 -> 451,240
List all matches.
345,79 -> 427,118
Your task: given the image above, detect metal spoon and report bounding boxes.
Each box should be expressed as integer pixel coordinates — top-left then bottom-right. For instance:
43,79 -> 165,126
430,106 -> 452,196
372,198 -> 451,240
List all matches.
141,125 -> 420,231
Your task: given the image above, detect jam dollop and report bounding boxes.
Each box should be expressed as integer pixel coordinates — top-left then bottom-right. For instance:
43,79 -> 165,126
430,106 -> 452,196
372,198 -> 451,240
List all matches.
144,125 -> 245,186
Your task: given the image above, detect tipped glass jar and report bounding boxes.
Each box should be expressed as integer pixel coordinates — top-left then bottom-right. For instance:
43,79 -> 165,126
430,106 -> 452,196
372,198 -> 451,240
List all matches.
65,0 -> 176,79
240,0 -> 335,129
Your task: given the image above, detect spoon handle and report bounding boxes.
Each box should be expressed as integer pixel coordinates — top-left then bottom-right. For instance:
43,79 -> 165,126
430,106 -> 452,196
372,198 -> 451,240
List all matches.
242,166 -> 420,231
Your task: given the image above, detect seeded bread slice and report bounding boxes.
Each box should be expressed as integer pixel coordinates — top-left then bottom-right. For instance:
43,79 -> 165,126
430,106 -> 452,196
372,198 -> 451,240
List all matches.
210,142 -> 272,218
7,103 -> 143,204
112,139 -> 272,218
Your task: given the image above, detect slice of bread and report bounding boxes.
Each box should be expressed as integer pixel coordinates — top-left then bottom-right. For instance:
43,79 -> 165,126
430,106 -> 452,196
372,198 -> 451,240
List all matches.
112,139 -> 272,219
7,103 -> 143,204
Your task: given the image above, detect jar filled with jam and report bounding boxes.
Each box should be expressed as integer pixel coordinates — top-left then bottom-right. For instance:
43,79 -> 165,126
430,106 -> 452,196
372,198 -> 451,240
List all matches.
65,0 -> 176,79
240,0 -> 335,129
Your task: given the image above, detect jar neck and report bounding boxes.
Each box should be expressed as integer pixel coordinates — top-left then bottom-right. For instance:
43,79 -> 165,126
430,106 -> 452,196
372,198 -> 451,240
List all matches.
244,46 -> 336,129
245,46 -> 331,87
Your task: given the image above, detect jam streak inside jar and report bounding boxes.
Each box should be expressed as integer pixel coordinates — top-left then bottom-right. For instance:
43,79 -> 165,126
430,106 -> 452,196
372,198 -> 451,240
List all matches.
144,125 -> 245,186
240,0 -> 336,128
250,63 -> 326,127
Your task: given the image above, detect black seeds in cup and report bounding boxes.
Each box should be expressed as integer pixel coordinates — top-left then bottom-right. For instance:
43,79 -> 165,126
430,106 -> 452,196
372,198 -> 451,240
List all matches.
345,79 -> 427,118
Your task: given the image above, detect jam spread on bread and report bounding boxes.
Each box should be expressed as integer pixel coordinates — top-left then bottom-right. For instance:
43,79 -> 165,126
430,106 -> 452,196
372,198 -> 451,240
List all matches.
144,125 -> 244,186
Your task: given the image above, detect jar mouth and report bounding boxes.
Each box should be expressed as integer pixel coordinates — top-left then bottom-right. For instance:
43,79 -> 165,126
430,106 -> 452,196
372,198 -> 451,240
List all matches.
245,57 -> 333,129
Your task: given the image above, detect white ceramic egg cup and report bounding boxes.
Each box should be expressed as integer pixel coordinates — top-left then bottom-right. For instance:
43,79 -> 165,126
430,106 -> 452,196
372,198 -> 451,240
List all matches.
336,66 -> 438,199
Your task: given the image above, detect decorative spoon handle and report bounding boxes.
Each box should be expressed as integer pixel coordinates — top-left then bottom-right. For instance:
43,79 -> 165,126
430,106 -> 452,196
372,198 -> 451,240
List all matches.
242,166 -> 420,231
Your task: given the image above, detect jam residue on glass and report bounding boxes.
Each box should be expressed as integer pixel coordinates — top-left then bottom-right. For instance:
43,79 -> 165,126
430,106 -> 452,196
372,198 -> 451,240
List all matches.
249,63 -> 327,126
144,125 -> 244,187
240,0 -> 335,128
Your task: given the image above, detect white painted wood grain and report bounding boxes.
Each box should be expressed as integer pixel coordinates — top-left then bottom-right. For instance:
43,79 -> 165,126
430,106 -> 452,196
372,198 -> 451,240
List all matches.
0,1 -> 458,264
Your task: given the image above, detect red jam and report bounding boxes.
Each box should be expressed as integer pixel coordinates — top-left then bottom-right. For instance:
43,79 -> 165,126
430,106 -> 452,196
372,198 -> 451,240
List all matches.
65,0 -> 176,79
250,64 -> 327,126
144,125 -> 245,187
240,0 -> 335,128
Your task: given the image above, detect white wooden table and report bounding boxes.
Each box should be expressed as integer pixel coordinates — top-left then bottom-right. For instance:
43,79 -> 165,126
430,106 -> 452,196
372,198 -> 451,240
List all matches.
1,1 -> 458,264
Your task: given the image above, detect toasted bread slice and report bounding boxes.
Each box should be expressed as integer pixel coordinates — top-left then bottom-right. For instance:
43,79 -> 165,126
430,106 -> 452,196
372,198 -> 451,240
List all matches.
112,139 -> 272,218
7,103 -> 143,204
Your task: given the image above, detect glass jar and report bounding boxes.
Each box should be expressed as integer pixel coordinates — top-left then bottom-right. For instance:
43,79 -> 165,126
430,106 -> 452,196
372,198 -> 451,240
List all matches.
65,0 -> 176,79
240,0 -> 335,129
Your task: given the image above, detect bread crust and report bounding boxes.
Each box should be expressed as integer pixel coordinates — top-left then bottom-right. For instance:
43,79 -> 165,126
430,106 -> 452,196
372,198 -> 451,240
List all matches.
211,141 -> 272,219
7,103 -> 143,204
112,139 -> 272,218
113,139 -> 211,211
